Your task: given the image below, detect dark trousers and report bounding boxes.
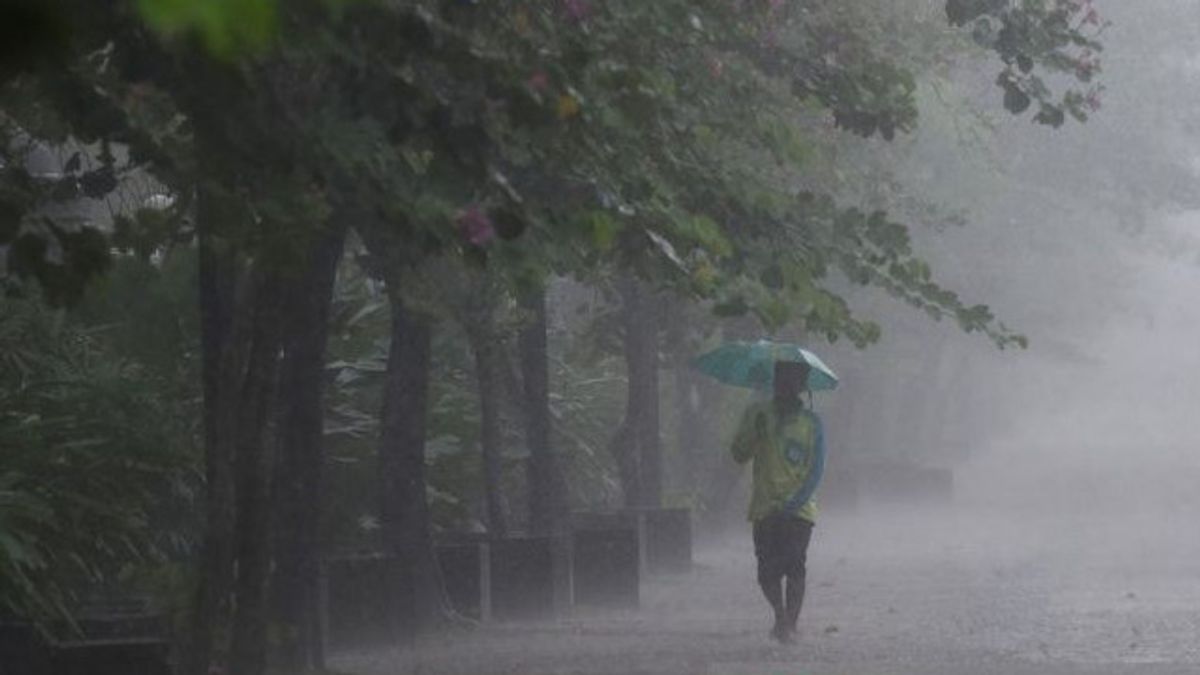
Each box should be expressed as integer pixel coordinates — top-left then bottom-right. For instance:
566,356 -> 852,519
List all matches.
752,511 -> 813,632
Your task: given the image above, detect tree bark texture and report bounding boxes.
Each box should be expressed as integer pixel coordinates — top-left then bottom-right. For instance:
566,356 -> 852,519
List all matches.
462,269 -> 510,536
469,318 -> 509,537
270,224 -> 346,672
518,287 -> 564,534
616,278 -> 662,508
189,188 -> 255,675
674,357 -> 703,496
379,296 -> 451,632
189,235 -> 233,675
665,304 -> 705,496
229,272 -> 285,675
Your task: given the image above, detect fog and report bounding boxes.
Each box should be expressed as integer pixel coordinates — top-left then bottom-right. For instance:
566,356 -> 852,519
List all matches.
345,2 -> 1200,672
813,0 -> 1200,519
405,2 -> 1200,672
891,230 -> 1200,517
962,255 -> 1200,516
10,1 -> 1200,674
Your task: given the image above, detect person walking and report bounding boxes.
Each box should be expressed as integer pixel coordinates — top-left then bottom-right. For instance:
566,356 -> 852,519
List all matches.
731,360 -> 826,644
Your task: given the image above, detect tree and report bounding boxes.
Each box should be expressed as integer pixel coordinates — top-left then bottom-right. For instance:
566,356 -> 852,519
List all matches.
518,284 -> 566,534
612,277 -> 663,508
378,293 -> 450,631
271,223 -> 346,670
0,1 -> 1110,671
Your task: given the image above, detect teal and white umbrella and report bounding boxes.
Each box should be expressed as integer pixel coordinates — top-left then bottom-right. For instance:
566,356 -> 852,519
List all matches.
692,339 -> 838,392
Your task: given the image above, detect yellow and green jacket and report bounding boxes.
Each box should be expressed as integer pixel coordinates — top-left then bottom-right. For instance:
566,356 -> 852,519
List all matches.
731,400 -> 826,523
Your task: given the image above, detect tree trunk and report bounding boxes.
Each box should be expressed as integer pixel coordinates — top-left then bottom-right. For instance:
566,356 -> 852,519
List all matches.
616,278 -> 661,508
188,194 -> 250,675
379,296 -> 450,632
271,225 -> 346,672
665,304 -> 704,497
229,273 -> 284,675
674,361 -> 702,495
468,310 -> 508,537
519,287 -> 564,534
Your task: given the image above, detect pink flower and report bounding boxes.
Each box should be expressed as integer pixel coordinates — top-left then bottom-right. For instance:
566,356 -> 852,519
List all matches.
528,71 -> 550,92
708,56 -> 724,79
457,206 -> 496,246
563,0 -> 591,21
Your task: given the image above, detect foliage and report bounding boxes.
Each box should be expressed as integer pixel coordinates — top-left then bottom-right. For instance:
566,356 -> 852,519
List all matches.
321,259 -> 536,538
548,340 -> 629,508
0,0 -> 1113,658
355,0 -> 1051,347
135,0 -> 278,59
2,0 -> 1095,343
0,294 -> 195,628
947,0 -> 1106,126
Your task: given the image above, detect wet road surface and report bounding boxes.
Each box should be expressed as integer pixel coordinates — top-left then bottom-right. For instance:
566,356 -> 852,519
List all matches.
335,509 -> 1200,675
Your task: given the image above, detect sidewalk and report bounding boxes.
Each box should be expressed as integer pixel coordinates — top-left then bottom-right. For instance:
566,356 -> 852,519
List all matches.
334,510 -> 1200,675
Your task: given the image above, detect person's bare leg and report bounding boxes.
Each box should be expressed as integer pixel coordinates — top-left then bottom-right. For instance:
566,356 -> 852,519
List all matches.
781,519 -> 813,642
782,570 -> 805,642
755,515 -> 787,640
758,568 -> 786,639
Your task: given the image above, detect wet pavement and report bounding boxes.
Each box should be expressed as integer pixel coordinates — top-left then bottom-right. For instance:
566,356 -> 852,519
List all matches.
335,509 -> 1200,675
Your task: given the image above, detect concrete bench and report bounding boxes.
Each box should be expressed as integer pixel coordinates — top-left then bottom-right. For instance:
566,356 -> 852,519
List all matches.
572,508 -> 693,577
0,597 -> 170,675
0,622 -> 42,675
321,553 -> 409,651
46,636 -> 170,675
437,534 -> 568,622
436,539 -> 488,620
629,507 -> 692,574
322,536 -> 569,650
568,513 -> 640,609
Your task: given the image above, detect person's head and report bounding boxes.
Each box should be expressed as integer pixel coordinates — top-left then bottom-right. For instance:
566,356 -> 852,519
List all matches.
773,360 -> 810,403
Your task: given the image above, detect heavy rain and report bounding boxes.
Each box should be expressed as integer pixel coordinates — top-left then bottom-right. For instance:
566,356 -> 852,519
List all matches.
2,1 -> 1199,674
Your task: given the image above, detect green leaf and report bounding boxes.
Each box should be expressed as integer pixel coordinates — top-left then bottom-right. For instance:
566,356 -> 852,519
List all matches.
136,0 -> 277,58
587,211 -> 621,251
1034,104 -> 1066,128
671,214 -> 731,257
1002,82 -> 1032,115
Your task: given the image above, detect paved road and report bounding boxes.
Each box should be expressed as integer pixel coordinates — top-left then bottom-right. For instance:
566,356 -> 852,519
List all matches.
335,510 -> 1200,675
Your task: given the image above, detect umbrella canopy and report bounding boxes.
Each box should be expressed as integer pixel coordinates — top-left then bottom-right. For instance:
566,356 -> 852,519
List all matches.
692,339 -> 838,392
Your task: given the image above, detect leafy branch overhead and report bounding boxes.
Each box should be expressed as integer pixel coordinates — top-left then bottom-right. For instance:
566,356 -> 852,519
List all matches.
0,0 -> 1116,653
947,0 -> 1106,125
0,0 -> 1098,348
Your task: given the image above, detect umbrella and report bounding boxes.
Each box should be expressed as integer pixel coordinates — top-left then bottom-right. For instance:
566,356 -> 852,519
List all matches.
692,339 -> 838,392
